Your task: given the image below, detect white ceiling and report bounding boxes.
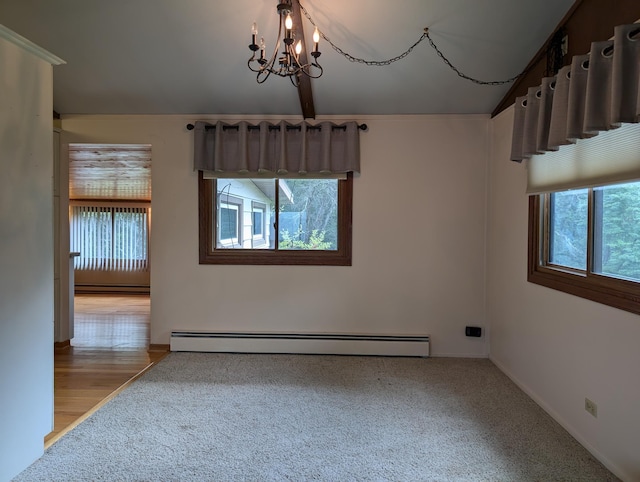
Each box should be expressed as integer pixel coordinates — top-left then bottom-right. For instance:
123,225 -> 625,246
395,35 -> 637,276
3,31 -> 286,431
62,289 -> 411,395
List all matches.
0,0 -> 575,117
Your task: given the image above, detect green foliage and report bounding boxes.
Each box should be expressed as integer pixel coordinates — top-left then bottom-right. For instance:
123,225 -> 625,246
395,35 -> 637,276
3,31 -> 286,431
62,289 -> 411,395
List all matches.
549,189 -> 588,270
599,183 -> 640,280
279,179 -> 338,248
549,182 -> 640,281
279,228 -> 332,250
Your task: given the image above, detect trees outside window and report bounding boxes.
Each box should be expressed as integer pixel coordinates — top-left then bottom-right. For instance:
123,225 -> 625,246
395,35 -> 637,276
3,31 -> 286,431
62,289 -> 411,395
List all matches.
528,180 -> 640,315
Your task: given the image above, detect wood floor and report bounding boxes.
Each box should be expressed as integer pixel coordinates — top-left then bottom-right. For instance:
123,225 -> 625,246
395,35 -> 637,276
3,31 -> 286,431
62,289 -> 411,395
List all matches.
48,294 -> 168,447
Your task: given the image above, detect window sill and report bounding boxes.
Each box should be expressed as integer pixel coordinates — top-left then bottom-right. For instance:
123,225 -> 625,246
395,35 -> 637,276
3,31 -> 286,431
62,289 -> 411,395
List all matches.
527,196 -> 640,316
199,250 -> 351,266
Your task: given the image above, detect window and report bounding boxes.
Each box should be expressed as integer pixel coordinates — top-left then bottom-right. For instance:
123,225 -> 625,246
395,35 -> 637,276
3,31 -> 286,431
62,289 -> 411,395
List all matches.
252,207 -> 263,237
70,204 -> 150,272
251,201 -> 266,246
199,173 -> 352,265
217,194 -> 242,248
528,181 -> 640,315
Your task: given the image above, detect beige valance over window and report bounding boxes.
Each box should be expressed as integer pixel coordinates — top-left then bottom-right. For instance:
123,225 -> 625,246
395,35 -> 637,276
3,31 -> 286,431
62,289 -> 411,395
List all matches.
193,120 -> 361,175
510,23 -> 640,193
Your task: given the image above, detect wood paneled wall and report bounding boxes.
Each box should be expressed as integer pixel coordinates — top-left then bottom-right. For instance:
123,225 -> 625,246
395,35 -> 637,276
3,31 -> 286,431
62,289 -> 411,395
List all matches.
493,0 -> 640,117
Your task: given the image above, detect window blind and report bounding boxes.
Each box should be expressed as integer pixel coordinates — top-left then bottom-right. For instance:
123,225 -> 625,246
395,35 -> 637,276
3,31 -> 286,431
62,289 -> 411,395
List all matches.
510,23 -> 640,193
527,122 -> 640,193
70,205 -> 150,272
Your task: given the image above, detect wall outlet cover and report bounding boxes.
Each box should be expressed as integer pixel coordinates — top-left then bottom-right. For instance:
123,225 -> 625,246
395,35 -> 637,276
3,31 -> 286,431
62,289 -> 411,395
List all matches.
465,326 -> 482,337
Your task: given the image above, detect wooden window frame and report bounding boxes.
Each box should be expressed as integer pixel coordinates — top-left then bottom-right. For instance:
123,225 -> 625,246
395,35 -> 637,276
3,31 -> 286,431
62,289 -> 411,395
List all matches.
199,172 -> 353,266
528,194 -> 640,315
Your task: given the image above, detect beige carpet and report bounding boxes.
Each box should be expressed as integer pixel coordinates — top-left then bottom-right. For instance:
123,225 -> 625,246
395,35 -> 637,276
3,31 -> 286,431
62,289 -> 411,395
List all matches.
15,353 -> 617,481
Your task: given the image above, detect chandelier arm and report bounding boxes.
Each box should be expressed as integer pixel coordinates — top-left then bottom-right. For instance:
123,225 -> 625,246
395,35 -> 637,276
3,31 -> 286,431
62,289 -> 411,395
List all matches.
301,62 -> 323,79
248,58 -> 263,73
257,69 -> 272,84
289,47 -> 304,71
262,16 -> 286,76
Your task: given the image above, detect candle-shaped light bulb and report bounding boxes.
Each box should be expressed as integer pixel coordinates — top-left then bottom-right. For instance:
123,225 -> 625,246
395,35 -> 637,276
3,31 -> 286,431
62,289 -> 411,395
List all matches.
313,27 -> 320,53
251,22 -> 257,45
285,14 -> 293,30
295,40 -> 302,55
260,37 -> 265,59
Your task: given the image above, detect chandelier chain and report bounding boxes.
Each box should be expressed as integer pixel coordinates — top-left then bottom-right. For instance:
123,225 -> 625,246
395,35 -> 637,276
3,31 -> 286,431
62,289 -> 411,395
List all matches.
425,34 -> 523,85
299,2 -> 526,85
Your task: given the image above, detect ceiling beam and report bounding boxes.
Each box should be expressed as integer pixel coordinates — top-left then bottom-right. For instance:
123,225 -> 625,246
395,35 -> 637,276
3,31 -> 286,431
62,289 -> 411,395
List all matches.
291,0 -> 316,119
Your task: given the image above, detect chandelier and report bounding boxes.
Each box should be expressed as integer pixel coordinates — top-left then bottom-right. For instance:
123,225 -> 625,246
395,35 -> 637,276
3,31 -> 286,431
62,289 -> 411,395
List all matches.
248,0 -> 322,86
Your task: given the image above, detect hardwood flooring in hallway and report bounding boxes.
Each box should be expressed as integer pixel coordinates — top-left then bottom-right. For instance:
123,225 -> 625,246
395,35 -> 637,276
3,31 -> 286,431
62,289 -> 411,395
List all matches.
48,294 -> 167,447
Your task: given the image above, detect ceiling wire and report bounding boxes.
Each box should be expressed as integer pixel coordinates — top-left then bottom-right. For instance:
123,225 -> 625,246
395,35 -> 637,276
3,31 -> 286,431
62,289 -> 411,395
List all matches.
299,2 -> 528,86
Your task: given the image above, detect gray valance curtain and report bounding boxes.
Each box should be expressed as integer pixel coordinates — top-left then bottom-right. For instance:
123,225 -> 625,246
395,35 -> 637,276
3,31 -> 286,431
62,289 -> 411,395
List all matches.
193,120 -> 361,174
511,23 -> 640,162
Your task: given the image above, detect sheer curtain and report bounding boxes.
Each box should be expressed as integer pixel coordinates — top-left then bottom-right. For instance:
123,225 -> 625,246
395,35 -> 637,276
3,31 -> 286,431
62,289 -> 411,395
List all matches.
70,205 -> 149,272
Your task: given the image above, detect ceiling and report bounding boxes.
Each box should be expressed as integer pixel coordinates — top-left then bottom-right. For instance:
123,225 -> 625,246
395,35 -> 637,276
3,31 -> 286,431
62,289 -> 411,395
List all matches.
0,0 -> 575,117
69,144 -> 152,201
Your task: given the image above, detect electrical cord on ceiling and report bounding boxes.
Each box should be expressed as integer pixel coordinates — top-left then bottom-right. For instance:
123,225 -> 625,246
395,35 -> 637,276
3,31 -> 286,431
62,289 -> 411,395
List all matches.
299,2 -> 529,85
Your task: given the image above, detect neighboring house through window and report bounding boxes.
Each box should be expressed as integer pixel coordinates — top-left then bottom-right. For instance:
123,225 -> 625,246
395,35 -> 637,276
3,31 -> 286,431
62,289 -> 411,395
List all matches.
200,174 -> 353,265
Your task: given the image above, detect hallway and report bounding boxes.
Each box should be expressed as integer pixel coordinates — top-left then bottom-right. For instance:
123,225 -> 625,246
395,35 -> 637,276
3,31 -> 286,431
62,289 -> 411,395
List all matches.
72,294 -> 151,349
48,294 -> 167,446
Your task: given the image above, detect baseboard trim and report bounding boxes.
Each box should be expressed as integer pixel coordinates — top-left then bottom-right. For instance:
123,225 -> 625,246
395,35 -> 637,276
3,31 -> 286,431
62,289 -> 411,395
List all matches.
489,355 -> 627,481
429,352 -> 489,358
75,285 -> 150,295
54,340 -> 71,351
170,331 -> 430,357
148,344 -> 170,352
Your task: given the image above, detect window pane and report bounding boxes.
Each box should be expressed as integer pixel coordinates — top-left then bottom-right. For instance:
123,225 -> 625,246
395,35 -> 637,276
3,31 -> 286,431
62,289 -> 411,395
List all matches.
113,208 -> 148,264
219,206 -> 238,240
252,211 -> 263,236
202,174 -> 353,265
549,189 -> 588,270
71,205 -> 149,271
216,179 -> 274,249
278,179 -> 338,251
593,181 -> 640,281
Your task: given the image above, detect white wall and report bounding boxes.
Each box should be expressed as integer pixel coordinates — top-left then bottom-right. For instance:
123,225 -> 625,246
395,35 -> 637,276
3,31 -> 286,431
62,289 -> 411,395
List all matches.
60,114 -> 489,357
487,107 -> 640,481
0,37 -> 54,481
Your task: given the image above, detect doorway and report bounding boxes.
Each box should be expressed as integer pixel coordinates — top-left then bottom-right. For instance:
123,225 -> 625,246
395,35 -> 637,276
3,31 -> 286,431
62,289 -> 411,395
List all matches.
69,143 -> 152,296
47,143 -> 162,446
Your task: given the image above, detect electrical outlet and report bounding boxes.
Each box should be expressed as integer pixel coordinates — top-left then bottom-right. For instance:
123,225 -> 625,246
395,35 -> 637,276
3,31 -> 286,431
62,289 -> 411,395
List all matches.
585,398 -> 598,418
465,326 -> 482,337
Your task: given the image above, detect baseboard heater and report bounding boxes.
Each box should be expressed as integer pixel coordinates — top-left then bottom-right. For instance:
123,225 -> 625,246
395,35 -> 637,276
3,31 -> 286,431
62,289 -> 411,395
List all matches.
170,331 -> 430,357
